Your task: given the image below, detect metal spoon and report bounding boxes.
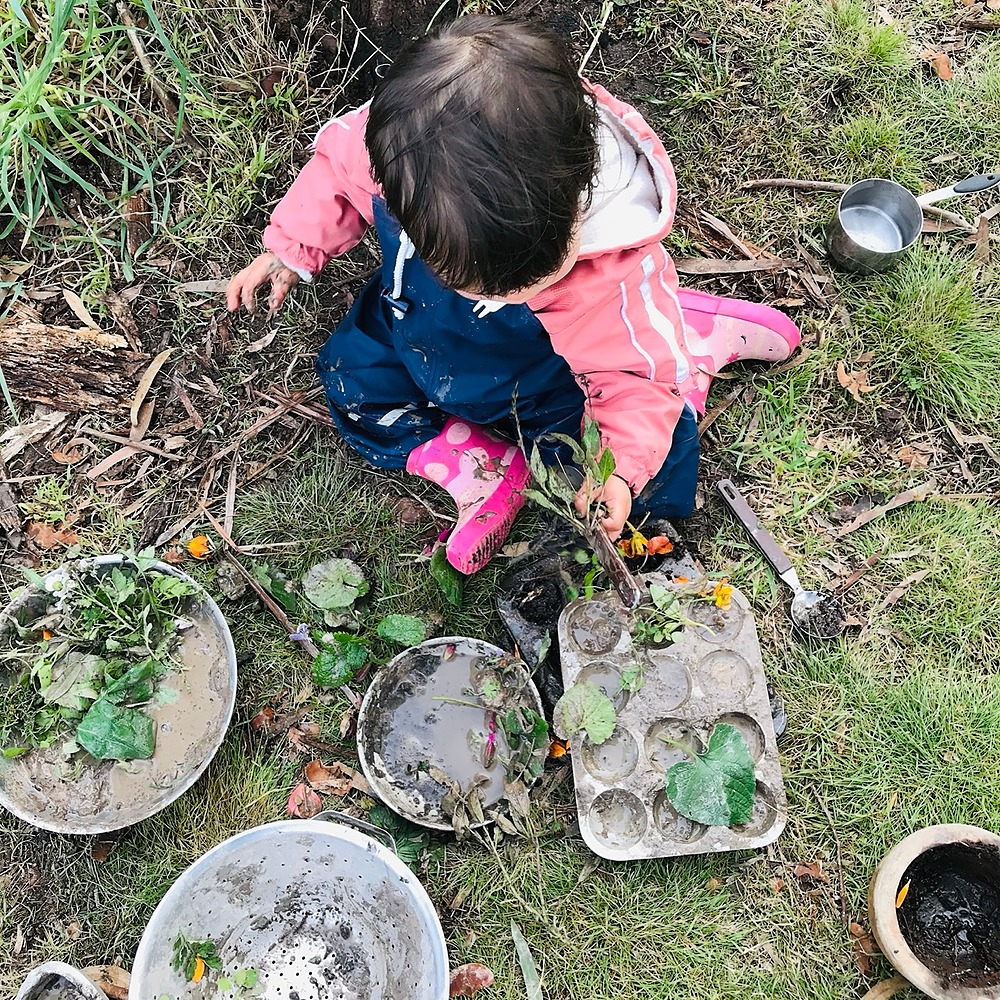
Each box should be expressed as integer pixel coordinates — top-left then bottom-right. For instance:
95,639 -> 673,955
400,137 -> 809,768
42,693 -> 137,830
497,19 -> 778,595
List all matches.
717,480 -> 845,639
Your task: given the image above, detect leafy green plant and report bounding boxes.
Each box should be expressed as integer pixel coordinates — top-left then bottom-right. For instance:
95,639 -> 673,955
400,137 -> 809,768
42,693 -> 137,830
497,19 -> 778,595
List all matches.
369,803 -> 430,868
665,723 -> 755,827
0,0 -> 170,242
0,553 -> 199,760
170,931 -> 222,982
18,473 -> 74,525
522,416 -> 617,536
632,582 -> 712,648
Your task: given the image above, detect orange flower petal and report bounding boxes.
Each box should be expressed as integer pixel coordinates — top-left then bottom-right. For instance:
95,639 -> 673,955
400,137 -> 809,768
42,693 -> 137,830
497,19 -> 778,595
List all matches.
548,740 -> 570,758
646,536 -> 673,555
191,956 -> 206,983
895,880 -> 911,908
42,630 -> 53,641
187,534 -> 213,560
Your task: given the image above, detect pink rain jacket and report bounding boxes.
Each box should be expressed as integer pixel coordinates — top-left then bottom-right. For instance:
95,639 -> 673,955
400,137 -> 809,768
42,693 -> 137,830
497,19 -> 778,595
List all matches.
264,84 -> 699,494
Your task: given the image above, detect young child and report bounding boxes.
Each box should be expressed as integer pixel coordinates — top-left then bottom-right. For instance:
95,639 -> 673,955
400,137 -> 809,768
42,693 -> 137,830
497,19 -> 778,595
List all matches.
227,15 -> 800,574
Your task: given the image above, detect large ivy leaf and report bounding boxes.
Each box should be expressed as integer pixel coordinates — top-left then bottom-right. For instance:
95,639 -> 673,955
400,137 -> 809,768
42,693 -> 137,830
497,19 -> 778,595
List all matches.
552,681 -> 615,744
376,614 -> 426,646
76,698 -> 156,760
369,804 -> 430,868
302,558 -> 368,610
429,545 -> 463,608
311,634 -> 369,689
665,723 -> 755,827
40,652 -> 104,712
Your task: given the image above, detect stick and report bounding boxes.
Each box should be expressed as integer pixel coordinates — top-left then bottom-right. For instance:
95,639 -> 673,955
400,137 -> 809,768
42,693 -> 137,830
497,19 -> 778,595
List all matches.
673,257 -> 799,275
964,18 -> 1000,29
80,428 -> 186,460
116,3 -> 205,150
578,0 -> 614,76
741,178 -> 976,232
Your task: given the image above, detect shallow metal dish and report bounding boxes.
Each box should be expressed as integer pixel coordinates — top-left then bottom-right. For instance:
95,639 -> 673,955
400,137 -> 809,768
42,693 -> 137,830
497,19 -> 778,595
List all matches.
0,555 -> 237,834
356,636 -> 544,831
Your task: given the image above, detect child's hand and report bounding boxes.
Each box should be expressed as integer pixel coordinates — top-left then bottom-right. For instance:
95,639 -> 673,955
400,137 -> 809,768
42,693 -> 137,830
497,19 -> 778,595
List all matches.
226,252 -> 300,316
574,473 -> 632,540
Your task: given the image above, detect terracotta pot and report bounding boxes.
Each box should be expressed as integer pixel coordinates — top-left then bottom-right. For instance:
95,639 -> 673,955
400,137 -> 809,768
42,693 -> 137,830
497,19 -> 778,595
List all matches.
869,824 -> 1000,1000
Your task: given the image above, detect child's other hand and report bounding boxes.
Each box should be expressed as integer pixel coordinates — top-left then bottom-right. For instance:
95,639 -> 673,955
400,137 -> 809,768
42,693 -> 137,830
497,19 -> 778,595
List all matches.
574,474 -> 632,540
226,252 -> 300,316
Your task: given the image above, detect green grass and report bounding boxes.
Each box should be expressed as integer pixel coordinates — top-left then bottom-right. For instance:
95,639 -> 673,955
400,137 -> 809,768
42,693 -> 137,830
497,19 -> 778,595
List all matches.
3,0 -> 1000,996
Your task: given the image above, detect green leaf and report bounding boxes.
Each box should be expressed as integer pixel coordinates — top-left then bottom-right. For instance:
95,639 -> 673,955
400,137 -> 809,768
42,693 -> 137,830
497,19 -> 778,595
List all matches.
429,545 -> 463,607
552,681 -> 616,744
218,978 -> 232,992
234,969 -> 258,988
369,804 -> 429,867
151,573 -> 198,601
581,418 -> 601,459
103,659 -> 157,705
597,446 -> 616,484
76,698 -> 155,760
527,444 -> 549,490
40,652 -> 104,711
511,921 -> 542,1000
376,614 -> 427,646
665,723 -> 756,827
311,634 -> 368,689
250,562 -> 298,613
302,558 -> 368,610
648,582 -> 678,612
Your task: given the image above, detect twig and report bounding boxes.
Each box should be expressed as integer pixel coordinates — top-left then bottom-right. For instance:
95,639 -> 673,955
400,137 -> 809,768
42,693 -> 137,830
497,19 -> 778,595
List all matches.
673,257 -> 799,275
741,177 -> 976,232
964,18 -> 1000,29
812,788 -> 848,930
80,428 -> 186,460
578,0 -> 614,76
116,3 -> 205,151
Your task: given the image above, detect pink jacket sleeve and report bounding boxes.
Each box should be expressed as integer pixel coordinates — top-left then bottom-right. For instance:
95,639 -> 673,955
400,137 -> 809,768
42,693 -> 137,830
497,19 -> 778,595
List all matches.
263,105 -> 379,279
532,243 -> 690,495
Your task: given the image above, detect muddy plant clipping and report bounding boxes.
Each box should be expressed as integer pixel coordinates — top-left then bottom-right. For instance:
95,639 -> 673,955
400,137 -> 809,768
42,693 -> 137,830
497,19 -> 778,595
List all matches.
0,552 -> 200,762
897,843 -> 1000,988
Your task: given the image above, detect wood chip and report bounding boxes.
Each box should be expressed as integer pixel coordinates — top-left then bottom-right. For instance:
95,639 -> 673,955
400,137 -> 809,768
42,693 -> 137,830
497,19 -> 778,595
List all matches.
0,410 -> 69,463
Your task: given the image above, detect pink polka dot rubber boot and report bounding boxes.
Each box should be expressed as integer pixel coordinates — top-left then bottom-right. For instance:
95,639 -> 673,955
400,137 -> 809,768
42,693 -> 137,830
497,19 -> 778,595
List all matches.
679,288 -> 801,413
406,418 -> 529,575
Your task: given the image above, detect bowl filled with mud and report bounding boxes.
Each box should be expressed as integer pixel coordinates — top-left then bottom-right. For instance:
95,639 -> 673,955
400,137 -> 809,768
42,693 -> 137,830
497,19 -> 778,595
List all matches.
0,553 -> 237,834
356,637 -> 547,832
869,823 -> 1000,1000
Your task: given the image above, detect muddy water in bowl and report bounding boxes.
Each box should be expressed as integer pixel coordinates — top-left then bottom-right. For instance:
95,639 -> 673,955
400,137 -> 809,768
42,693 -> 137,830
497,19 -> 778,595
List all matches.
829,173 -> 1000,274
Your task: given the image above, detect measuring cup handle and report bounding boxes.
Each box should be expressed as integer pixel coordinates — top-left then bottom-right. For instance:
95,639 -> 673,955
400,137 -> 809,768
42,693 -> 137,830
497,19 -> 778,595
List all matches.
315,809 -> 398,855
716,479 -> 794,576
953,173 -> 1000,194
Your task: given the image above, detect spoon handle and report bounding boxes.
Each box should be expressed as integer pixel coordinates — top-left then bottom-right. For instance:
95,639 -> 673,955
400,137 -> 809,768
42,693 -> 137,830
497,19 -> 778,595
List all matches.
716,479 -> 794,577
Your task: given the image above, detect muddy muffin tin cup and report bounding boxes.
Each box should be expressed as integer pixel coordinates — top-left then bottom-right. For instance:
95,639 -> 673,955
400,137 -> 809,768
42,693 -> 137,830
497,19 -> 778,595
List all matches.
558,574 -> 787,860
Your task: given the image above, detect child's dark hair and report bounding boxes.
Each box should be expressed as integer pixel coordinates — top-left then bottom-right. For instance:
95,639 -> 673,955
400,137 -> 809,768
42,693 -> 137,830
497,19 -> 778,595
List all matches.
366,16 -> 598,297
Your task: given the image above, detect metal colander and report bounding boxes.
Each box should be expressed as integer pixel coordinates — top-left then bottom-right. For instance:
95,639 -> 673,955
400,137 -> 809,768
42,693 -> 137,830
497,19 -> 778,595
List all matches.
130,812 -> 449,1000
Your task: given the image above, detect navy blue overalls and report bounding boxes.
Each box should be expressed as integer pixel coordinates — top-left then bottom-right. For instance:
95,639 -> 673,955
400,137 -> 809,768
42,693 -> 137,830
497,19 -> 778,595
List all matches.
316,199 -> 700,519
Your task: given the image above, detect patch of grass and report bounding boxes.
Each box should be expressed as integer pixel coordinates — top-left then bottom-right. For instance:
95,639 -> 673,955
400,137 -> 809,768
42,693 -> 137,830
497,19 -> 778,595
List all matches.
822,0 -> 913,75
849,249 -> 1000,422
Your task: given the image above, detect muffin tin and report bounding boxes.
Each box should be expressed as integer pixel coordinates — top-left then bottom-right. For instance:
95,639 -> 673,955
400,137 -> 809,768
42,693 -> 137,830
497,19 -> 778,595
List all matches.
557,574 -> 787,860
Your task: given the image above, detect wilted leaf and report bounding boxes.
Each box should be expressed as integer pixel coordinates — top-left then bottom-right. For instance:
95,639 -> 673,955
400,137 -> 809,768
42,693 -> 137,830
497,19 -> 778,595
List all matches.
161,546 -> 187,565
836,361 -> 874,403
303,558 -> 368,610
83,965 -> 130,1000
793,861 -> 830,883
921,48 -> 954,80
376,614 -> 427,646
287,782 -> 322,817
895,445 -> 931,469
27,521 -> 80,549
304,759 -> 365,796
51,444 -> 85,464
449,963 -> 496,997
850,920 -> 879,976
65,920 -> 82,940
430,544 -> 464,607
665,723 -> 755,827
553,681 -> 616,744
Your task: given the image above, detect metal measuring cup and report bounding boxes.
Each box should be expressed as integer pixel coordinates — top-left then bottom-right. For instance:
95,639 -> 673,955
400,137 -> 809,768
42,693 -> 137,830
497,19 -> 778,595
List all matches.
828,172 -> 1000,274
717,480 -> 845,640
